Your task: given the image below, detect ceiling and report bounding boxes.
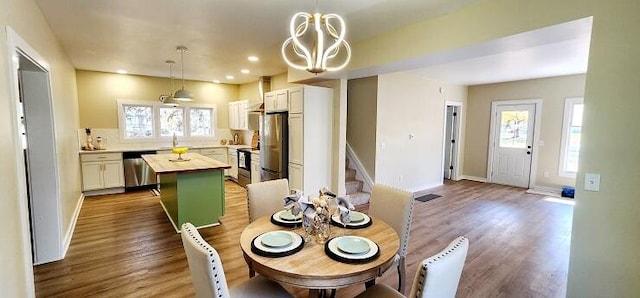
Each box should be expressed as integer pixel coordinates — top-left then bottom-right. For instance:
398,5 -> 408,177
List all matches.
35,0 -> 479,84
35,1 -> 590,86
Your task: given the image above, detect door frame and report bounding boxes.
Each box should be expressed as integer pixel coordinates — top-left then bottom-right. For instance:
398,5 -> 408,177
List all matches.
6,26 -> 62,296
487,99 -> 542,188
441,101 -> 463,181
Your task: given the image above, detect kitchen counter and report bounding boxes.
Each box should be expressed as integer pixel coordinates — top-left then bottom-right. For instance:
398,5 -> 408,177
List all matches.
142,152 -> 229,232
141,153 -> 230,174
79,144 -> 251,154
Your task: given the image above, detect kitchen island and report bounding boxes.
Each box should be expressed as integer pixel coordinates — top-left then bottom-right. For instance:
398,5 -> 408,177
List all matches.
142,152 -> 231,232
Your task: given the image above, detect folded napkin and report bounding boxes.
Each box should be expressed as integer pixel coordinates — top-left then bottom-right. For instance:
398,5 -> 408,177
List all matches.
283,189 -> 304,215
335,195 -> 355,224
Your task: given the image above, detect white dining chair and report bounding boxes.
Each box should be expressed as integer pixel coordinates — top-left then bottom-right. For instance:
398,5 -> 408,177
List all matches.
246,178 -> 290,223
180,223 -> 292,298
367,183 -> 415,294
356,236 -> 469,298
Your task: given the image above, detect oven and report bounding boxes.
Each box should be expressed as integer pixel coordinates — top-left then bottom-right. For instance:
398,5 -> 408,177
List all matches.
237,148 -> 252,187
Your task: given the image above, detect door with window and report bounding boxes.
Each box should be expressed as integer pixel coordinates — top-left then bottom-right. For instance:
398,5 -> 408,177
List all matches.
491,104 -> 536,188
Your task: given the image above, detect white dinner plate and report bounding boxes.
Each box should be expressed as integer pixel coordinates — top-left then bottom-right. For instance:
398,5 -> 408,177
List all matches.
331,212 -> 371,227
327,236 -> 378,260
336,236 -> 371,254
253,231 -> 303,254
272,210 -> 303,225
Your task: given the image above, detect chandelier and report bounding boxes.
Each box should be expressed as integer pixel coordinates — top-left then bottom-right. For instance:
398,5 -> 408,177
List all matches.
281,5 -> 351,74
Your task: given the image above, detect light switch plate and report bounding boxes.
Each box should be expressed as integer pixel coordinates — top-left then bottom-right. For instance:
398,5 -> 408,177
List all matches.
584,173 -> 601,192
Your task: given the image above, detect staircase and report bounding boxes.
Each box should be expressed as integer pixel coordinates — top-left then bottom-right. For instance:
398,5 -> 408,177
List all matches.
345,159 -> 371,212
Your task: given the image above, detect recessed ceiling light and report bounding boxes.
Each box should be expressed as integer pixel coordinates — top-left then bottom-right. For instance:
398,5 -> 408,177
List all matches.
248,56 -> 259,62
226,75 -> 234,80
117,69 -> 128,74
241,69 -> 250,74
213,80 -> 221,84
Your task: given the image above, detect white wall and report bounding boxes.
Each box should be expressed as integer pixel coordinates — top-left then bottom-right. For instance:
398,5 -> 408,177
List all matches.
0,0 -> 81,295
375,72 -> 467,192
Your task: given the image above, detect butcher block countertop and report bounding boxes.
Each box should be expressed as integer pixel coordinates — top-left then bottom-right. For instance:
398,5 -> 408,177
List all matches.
142,153 -> 230,174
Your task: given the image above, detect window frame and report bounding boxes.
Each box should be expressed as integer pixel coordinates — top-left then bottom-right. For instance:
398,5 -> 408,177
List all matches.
117,99 -> 217,142
559,97 -> 584,178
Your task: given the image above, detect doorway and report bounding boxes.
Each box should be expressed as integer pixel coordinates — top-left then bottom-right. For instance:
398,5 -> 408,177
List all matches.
7,27 -> 63,267
443,102 -> 462,180
487,100 -> 541,188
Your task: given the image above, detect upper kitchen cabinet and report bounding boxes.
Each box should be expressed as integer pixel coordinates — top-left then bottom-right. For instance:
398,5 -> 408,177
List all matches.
287,85 -> 333,195
229,100 -> 248,130
264,89 -> 289,113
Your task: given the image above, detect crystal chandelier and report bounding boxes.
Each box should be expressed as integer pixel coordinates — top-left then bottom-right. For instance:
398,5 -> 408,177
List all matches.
281,5 -> 351,74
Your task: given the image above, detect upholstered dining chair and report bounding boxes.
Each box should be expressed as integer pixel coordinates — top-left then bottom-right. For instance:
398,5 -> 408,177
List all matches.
246,178 -> 290,223
356,236 -> 469,298
180,223 -> 292,298
367,183 -> 415,294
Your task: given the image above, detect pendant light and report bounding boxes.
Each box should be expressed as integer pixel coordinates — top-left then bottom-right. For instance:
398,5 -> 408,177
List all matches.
173,46 -> 194,101
159,60 -> 179,106
281,0 -> 351,74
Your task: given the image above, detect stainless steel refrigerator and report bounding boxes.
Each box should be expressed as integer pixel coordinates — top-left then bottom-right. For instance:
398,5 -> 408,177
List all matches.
260,112 -> 288,181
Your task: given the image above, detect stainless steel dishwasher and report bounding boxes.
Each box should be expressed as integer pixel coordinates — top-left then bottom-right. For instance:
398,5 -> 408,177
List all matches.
123,151 -> 157,191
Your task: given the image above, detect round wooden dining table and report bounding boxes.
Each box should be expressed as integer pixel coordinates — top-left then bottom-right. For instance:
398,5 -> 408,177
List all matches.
240,215 -> 399,295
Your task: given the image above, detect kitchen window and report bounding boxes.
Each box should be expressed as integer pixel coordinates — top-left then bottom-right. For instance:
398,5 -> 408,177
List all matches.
122,104 -> 155,139
160,106 -> 185,137
559,97 -> 584,178
118,100 -> 217,141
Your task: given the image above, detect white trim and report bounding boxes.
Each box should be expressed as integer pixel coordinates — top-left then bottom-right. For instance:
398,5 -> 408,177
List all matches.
558,97 -> 583,178
345,142 -> 373,192
6,25 -> 49,297
526,186 -> 563,197
487,99 -> 543,188
410,182 -> 444,197
442,101 -> 463,181
62,194 -> 84,257
461,175 -> 488,183
117,99 -> 218,143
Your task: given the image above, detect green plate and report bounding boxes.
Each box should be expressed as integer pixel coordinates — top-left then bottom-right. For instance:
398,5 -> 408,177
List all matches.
336,236 -> 371,254
279,210 -> 301,221
261,231 -> 293,248
349,212 -> 366,223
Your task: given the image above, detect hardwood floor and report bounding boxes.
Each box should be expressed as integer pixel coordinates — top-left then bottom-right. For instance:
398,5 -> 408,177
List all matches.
34,180 -> 573,297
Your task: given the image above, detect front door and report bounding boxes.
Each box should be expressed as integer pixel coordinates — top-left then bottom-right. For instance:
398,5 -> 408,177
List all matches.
491,104 -> 535,188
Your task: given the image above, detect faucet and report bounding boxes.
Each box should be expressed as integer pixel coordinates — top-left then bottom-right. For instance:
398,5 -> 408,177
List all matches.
172,132 -> 178,148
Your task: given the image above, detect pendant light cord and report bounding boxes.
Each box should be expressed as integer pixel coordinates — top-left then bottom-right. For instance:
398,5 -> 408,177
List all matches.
180,49 -> 185,90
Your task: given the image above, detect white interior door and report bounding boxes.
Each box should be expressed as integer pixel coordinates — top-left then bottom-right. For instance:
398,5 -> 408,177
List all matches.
491,104 -> 535,188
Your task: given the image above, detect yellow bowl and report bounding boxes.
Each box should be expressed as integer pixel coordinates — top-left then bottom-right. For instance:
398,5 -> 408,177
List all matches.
172,147 -> 189,154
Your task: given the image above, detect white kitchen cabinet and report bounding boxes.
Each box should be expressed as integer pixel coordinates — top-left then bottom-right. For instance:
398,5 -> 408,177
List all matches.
201,148 -> 229,176
251,152 -> 261,184
288,87 -> 303,114
228,148 -> 238,179
288,113 -> 303,165
288,163 -> 303,191
80,153 -> 124,191
228,100 -> 248,130
286,85 -> 333,195
264,90 -> 289,113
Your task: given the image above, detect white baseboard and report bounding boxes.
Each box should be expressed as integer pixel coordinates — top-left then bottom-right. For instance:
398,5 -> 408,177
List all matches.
410,182 -> 444,198
461,175 -> 488,183
62,193 -> 84,257
527,185 -> 563,197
